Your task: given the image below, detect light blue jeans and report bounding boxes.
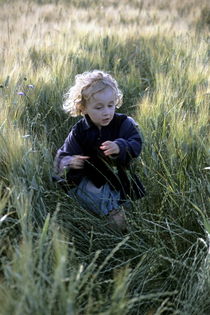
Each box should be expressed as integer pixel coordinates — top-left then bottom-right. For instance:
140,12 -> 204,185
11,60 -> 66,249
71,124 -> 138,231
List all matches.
68,177 -> 121,215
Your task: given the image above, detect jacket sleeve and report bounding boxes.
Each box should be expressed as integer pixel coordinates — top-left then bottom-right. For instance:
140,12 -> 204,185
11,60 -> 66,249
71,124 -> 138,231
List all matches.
114,116 -> 143,165
54,128 -> 83,174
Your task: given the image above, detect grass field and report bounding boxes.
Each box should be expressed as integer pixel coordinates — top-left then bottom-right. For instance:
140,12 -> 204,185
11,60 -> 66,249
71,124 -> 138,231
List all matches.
0,0 -> 210,314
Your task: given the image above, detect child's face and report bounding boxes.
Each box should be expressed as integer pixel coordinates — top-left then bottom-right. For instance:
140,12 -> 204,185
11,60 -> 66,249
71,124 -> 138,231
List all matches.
83,86 -> 116,128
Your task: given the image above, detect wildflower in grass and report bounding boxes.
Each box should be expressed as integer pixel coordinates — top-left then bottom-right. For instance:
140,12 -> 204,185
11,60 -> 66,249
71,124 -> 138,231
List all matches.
28,84 -> 34,88
17,91 -> 25,96
54,70 -> 145,233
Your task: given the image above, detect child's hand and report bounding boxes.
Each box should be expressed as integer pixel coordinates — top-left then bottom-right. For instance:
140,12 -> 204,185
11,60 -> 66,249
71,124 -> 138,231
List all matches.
69,155 -> 90,169
100,141 -> 120,156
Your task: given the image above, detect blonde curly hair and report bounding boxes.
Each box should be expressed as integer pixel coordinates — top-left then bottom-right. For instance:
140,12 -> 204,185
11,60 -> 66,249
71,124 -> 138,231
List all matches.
63,70 -> 123,117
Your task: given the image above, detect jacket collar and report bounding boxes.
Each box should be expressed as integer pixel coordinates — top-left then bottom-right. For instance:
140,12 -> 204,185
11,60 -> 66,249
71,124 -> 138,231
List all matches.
83,114 -> 95,130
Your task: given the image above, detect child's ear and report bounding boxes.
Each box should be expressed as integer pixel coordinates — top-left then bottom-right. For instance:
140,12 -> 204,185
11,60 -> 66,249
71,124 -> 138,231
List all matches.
80,103 -> 86,114
81,107 -> 87,114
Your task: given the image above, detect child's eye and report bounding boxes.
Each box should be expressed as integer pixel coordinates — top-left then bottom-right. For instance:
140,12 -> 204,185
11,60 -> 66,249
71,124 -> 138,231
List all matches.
95,106 -> 102,110
108,104 -> 114,108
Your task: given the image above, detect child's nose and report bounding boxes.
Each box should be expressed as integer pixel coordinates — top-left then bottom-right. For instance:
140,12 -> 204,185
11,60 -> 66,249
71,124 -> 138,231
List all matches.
103,107 -> 111,115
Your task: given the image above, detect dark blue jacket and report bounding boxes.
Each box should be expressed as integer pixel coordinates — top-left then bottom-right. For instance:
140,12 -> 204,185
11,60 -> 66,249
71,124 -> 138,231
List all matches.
55,113 -> 145,199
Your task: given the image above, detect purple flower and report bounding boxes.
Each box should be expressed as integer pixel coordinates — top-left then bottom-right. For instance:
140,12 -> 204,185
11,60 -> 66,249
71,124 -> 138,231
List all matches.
17,91 -> 25,96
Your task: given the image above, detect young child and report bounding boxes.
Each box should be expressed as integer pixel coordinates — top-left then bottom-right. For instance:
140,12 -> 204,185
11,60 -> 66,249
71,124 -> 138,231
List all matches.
54,70 -> 145,232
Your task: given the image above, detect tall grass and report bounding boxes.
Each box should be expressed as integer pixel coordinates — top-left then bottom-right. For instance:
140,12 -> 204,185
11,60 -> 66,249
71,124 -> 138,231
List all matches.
0,0 -> 210,314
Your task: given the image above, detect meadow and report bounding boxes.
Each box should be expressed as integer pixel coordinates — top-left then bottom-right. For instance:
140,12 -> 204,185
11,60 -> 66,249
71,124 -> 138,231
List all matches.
0,0 -> 210,314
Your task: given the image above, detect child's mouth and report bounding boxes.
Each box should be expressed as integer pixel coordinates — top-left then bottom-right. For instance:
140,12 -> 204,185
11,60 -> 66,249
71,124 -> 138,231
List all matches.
102,118 -> 110,123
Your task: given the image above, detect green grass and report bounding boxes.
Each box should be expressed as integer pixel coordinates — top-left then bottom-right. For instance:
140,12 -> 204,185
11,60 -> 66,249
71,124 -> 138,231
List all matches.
0,0 -> 210,314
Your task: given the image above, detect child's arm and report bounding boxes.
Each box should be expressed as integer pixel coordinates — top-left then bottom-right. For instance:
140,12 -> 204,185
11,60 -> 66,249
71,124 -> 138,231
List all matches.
54,130 -> 89,174
101,117 -> 142,165
100,141 -> 120,156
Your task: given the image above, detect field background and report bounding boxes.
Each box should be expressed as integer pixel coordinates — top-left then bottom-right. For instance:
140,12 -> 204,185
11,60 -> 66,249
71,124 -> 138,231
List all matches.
0,0 -> 210,314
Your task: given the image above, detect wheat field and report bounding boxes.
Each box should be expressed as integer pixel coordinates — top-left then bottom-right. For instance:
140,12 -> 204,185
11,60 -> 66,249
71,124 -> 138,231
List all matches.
0,0 -> 210,314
